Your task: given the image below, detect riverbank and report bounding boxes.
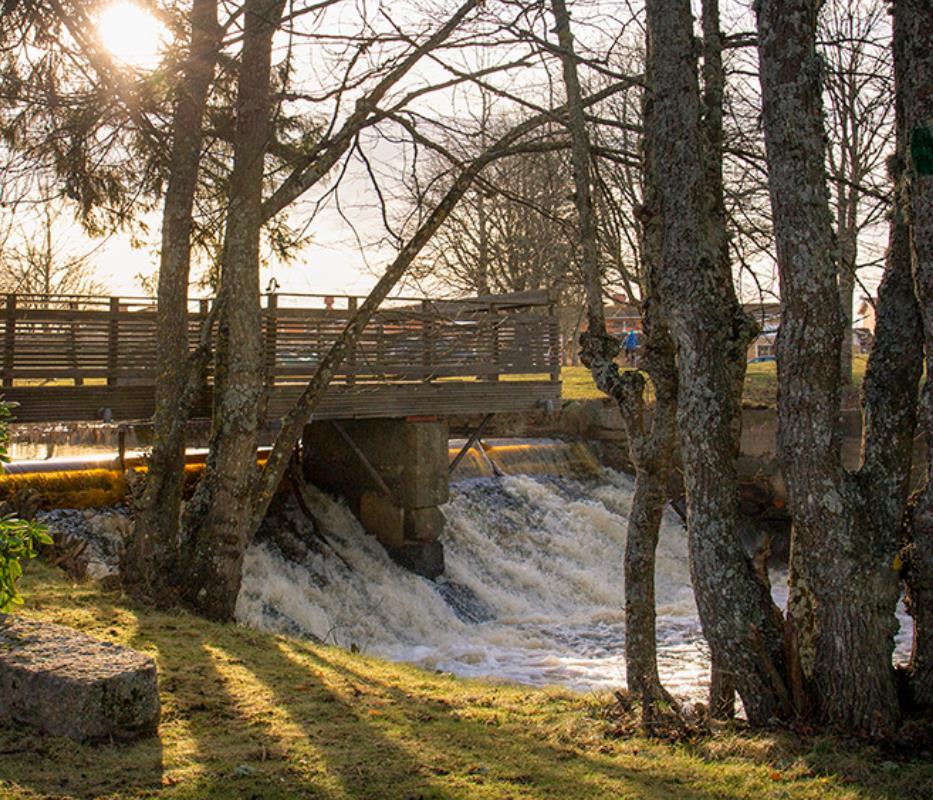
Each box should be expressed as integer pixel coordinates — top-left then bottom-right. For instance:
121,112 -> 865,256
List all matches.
3,562 -> 930,800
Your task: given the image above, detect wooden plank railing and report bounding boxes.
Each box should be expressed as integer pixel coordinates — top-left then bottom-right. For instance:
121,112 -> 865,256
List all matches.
0,290 -> 561,391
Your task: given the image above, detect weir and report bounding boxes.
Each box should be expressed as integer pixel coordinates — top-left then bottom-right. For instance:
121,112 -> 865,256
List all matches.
239,443 -> 688,690
4,430 -> 914,700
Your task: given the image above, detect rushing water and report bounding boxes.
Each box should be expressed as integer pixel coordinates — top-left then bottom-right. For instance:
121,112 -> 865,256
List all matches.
236,444 -> 914,702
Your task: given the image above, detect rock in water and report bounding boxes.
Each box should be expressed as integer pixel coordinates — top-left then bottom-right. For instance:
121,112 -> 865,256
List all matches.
0,616 -> 159,742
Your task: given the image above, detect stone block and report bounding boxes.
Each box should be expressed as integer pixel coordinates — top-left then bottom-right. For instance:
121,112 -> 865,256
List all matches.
0,616 -> 159,742
360,492 -> 405,549
404,506 -> 446,542
389,539 -> 445,580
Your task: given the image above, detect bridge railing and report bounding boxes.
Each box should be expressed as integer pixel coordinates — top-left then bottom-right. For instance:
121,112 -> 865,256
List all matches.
1,290 -> 561,389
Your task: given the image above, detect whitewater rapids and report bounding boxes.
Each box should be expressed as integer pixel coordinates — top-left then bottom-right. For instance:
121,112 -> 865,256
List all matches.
236,465 -> 914,701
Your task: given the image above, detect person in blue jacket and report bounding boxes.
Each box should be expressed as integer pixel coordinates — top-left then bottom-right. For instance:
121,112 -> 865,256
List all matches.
623,329 -> 639,364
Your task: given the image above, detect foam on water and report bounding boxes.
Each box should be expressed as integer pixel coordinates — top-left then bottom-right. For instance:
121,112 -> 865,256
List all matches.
236,464 -> 913,700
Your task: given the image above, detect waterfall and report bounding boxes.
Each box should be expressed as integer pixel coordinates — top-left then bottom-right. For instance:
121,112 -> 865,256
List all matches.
236,440 -> 914,700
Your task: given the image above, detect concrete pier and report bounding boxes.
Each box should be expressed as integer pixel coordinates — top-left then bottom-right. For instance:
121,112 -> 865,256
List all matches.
303,418 -> 449,578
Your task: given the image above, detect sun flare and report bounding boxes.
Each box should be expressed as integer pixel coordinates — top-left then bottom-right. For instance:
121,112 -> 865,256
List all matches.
96,2 -> 166,69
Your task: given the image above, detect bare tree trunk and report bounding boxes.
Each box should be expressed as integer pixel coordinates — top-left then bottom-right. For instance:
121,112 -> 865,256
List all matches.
647,0 -> 789,725
249,134 -> 580,537
181,0 -> 285,621
860,161 -> 922,715
619,306 -> 678,705
758,0 -> 920,734
897,0 -> 933,707
837,199 -> 857,386
700,0 -> 737,720
124,0 -> 219,602
551,0 -> 677,708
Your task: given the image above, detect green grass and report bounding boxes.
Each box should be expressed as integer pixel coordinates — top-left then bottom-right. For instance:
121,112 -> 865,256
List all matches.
2,562 -> 931,799
557,356 -> 869,406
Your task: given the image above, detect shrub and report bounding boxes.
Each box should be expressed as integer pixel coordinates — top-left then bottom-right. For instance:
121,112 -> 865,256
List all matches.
0,400 -> 51,612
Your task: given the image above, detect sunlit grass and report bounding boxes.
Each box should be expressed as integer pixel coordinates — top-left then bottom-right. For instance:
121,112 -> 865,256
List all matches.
2,562 -> 930,799
555,356 -> 870,407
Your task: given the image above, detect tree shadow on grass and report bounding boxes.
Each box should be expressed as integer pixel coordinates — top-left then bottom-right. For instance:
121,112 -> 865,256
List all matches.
0,569 -> 452,799
188,631 -> 459,800
298,643 -> 933,800
267,640 -> 721,800
7,565 -> 933,799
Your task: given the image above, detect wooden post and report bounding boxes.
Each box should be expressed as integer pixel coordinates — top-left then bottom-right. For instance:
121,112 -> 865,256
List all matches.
107,297 -> 120,387
490,303 -> 500,382
265,292 -> 278,386
548,301 -> 561,384
3,294 -> 16,388
347,296 -> 357,385
421,299 -> 435,381
197,298 -> 209,356
69,299 -> 83,386
117,426 -> 127,472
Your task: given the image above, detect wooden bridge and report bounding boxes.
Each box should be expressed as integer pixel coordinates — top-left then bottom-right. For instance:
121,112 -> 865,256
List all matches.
0,290 -> 561,424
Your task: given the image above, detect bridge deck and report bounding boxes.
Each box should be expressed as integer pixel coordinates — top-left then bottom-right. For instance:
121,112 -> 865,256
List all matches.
1,291 -> 561,423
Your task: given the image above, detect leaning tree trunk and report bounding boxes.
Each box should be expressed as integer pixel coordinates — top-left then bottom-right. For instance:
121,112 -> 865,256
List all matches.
124,0 -> 220,603
897,0 -> 933,707
617,301 -> 678,706
758,0 -> 921,735
248,114 -> 591,534
181,0 -> 285,621
550,0 -> 677,707
646,0 -> 789,725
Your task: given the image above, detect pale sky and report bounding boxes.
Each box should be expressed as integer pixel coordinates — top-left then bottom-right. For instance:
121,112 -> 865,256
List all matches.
68,1 -> 404,299
12,0 -> 890,307
93,211 -> 383,299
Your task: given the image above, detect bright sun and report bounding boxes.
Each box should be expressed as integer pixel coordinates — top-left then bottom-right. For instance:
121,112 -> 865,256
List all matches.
96,2 -> 166,69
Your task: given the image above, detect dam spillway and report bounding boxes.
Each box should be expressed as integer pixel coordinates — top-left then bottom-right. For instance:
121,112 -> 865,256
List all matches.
236,439 -> 915,700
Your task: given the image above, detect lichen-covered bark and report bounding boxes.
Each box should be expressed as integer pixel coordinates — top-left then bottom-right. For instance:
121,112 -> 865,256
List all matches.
646,0 -> 788,725
896,0 -> 933,707
124,0 -> 220,603
875,145 -> 924,705
758,0 -> 921,734
550,0 -> 677,707
618,307 -> 678,705
181,0 -> 285,621
857,118 -> 922,709
757,0 -> 849,720
700,0 -> 737,720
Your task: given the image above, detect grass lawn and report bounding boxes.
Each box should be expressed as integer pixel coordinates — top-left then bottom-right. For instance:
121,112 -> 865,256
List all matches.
2,562 -> 931,800
557,356 -> 869,406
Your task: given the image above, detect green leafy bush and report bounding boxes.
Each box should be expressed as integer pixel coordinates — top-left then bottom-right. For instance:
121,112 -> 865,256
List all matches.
0,399 -> 50,612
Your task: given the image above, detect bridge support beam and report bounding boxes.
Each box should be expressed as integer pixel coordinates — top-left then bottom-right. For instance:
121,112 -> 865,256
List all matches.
302,417 -> 449,578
